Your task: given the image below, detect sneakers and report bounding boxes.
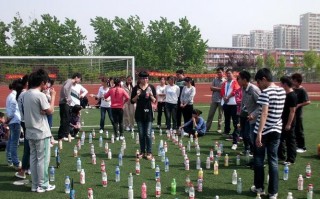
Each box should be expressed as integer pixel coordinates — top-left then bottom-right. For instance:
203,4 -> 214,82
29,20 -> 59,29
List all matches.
125,127 -> 130,131
250,185 -> 266,195
15,171 -> 26,179
115,137 -> 120,141
13,161 -> 22,170
231,144 -> 238,150
217,129 -> 222,133
8,162 -> 13,167
35,184 -> 56,193
269,193 -> 278,199
99,129 -> 103,134
282,161 -> 294,166
296,148 -> 307,153
25,169 -> 31,175
119,136 -> 125,141
63,137 -> 69,141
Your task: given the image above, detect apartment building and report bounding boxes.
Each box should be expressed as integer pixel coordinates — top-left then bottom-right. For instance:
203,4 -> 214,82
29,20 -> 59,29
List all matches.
300,12 -> 320,50
273,24 -> 300,49
232,34 -> 250,47
250,30 -> 273,49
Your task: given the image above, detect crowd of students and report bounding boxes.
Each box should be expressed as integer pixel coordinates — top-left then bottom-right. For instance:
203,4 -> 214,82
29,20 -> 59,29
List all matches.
0,67 -> 310,198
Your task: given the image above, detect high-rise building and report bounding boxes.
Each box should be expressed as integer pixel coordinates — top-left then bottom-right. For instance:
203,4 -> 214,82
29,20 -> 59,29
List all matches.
273,24 -> 300,49
232,34 -> 250,47
300,12 -> 320,50
250,30 -> 273,49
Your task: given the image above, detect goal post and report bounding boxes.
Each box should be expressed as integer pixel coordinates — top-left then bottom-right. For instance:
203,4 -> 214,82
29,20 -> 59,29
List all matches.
0,56 -> 135,85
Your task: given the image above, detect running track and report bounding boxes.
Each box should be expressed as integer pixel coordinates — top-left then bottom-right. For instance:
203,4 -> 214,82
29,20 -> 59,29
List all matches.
0,83 -> 319,108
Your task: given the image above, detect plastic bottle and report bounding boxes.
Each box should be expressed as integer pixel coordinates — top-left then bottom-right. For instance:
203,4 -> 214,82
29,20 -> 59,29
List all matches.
88,188 -> 93,199
155,165 -> 160,181
164,157 -> 169,172
171,178 -> 176,195
81,131 -> 85,145
89,132 -> 93,143
49,166 -> 55,182
111,134 -> 114,143
56,152 -> 61,168
128,186 -> 134,199
307,184 -> 313,199
54,146 -> 58,157
102,171 -> 108,187
196,145 -> 200,156
182,146 -> 186,156
161,149 -> 165,162
90,144 -> 95,155
108,149 -> 112,160
105,130 -> 109,139
164,141 -> 168,152
297,174 -> 304,190
131,129 -> 135,139
206,157 -> 211,169
141,182 -> 147,199
135,159 -> 141,175
198,167 -> 203,179
197,178 -> 203,192
189,183 -> 195,199
224,154 -> 229,167
100,160 -> 105,172
187,141 -> 191,151
77,139 -> 81,150
256,193 -> 261,199
185,175 -> 191,193
118,153 -> 123,166
287,192 -> 293,199
232,170 -> 237,185
80,169 -> 85,184
237,178 -> 242,194
196,156 -> 201,170
92,129 -> 96,138
219,142 -> 224,154
190,134 -> 193,143
99,136 -> 103,147
215,196 -> 219,199
128,173 -> 133,188
135,133 -> 139,144
65,176 -> 71,194
155,178 -> 161,198
159,128 -> 162,136
104,142 -> 109,154
115,166 -> 120,182
214,161 -> 219,175
236,155 -> 241,166
68,133 -> 72,142
283,163 -> 289,180
73,145 -> 78,157
77,157 -> 81,172
209,148 -> 214,162
306,163 -> 312,178
185,158 -> 190,171
151,157 -> 155,169
245,150 -> 250,164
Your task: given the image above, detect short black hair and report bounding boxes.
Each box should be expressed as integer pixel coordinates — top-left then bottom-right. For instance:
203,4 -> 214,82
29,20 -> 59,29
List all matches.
167,75 -> 175,82
255,68 -> 273,82
48,78 -> 55,86
226,68 -> 233,73
21,74 -> 29,87
0,111 -> 4,118
176,69 -> 184,74
113,78 -> 121,86
28,69 -> 49,88
216,67 -> 224,72
192,109 -> 202,115
291,73 -> 303,84
138,71 -> 149,78
238,71 -> 251,82
72,73 -> 82,79
280,76 -> 293,88
71,104 -> 82,114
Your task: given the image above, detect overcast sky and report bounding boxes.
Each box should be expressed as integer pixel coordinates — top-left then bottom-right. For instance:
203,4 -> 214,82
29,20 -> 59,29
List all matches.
0,0 -> 319,47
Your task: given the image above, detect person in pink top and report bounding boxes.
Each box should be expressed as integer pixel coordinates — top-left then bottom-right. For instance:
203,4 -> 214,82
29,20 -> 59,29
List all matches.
104,78 -> 129,141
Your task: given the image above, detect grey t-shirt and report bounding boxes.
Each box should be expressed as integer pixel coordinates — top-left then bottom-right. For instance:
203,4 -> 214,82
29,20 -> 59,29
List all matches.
59,79 -> 73,104
24,89 -> 51,140
211,77 -> 225,103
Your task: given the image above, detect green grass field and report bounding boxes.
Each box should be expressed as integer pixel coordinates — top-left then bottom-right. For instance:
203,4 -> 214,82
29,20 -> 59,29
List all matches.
0,103 -> 319,199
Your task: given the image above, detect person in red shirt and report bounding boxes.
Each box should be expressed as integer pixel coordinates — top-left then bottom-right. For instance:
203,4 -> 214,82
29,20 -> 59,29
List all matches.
104,78 -> 130,141
220,68 -> 240,150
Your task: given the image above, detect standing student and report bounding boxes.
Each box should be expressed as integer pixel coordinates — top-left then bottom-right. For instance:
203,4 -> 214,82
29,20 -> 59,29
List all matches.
175,69 -> 185,128
104,78 -> 129,141
156,77 -> 167,129
291,73 -> 310,153
278,76 -> 297,165
5,79 -> 21,170
0,112 -> 9,151
123,76 -> 135,131
164,76 -> 180,133
206,67 -> 225,133
131,71 -> 157,160
70,82 -> 88,108
90,77 -> 114,133
251,68 -> 286,199
24,69 -> 56,192
180,77 -> 196,125
57,73 -> 82,141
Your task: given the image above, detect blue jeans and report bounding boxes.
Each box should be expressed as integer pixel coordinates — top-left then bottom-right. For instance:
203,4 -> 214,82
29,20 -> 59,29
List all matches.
240,116 -> 255,152
137,121 -> 152,154
100,107 -> 113,131
7,123 -> 21,166
254,132 -> 280,195
47,114 -> 53,128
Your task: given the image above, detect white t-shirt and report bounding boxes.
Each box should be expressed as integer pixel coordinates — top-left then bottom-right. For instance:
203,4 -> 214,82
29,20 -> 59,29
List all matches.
156,85 -> 166,102
164,85 -> 180,104
70,84 -> 88,106
97,86 -> 111,108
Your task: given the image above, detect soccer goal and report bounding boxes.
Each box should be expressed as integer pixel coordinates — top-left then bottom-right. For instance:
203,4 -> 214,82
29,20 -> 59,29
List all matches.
0,56 -> 135,84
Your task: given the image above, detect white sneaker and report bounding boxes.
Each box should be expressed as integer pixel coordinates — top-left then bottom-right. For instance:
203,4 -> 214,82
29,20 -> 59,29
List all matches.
45,184 -> 56,192
120,136 -> 124,141
296,148 -> 306,153
70,137 -> 75,140
36,187 -> 46,193
99,129 -> 103,134
125,127 -> 130,131
231,144 -> 238,150
116,137 -> 120,141
269,193 -> 278,199
63,137 -> 68,141
250,185 -> 265,195
217,129 -> 222,133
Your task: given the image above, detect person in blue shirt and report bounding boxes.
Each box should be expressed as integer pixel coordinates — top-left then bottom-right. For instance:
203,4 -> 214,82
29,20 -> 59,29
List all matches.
179,109 -> 206,137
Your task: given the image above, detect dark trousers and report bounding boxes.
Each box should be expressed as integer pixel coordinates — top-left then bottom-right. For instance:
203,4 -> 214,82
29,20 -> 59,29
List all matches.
21,122 -> 30,170
165,103 -> 177,130
223,104 -> 239,144
176,100 -> 182,127
111,108 -> 124,137
240,116 -> 255,152
157,102 -> 167,126
278,126 -> 297,163
295,116 -> 306,149
182,104 -> 194,124
58,103 -> 70,139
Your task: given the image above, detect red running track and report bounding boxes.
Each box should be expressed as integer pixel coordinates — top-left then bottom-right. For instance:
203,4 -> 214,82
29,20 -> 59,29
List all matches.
0,83 -> 319,108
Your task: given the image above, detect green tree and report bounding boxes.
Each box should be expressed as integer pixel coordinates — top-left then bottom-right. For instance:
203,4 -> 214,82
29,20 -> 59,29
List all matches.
10,14 -> 31,55
0,21 -> 11,55
256,55 -> 264,69
278,55 -> 286,77
265,54 -> 276,72
292,56 -> 300,68
303,50 -> 318,68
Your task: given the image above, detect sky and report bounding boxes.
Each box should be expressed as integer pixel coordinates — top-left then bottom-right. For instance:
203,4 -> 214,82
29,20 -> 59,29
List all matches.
0,0 -> 319,47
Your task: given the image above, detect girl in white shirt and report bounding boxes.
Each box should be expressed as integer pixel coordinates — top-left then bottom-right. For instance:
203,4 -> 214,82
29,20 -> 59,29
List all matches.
164,76 -> 180,133
180,77 -> 196,125
156,77 -> 167,129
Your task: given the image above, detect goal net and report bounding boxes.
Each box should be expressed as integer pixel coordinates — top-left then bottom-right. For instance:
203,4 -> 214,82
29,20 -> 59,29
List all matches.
0,56 -> 135,84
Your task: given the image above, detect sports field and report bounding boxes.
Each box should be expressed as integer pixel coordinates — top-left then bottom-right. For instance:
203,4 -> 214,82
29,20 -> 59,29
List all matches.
0,103 -> 319,199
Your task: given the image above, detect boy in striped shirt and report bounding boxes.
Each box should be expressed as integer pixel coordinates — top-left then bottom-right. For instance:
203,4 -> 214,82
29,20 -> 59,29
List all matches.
251,68 -> 286,199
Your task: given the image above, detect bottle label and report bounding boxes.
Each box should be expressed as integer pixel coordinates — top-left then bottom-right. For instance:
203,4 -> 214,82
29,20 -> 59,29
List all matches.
102,179 -> 107,186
